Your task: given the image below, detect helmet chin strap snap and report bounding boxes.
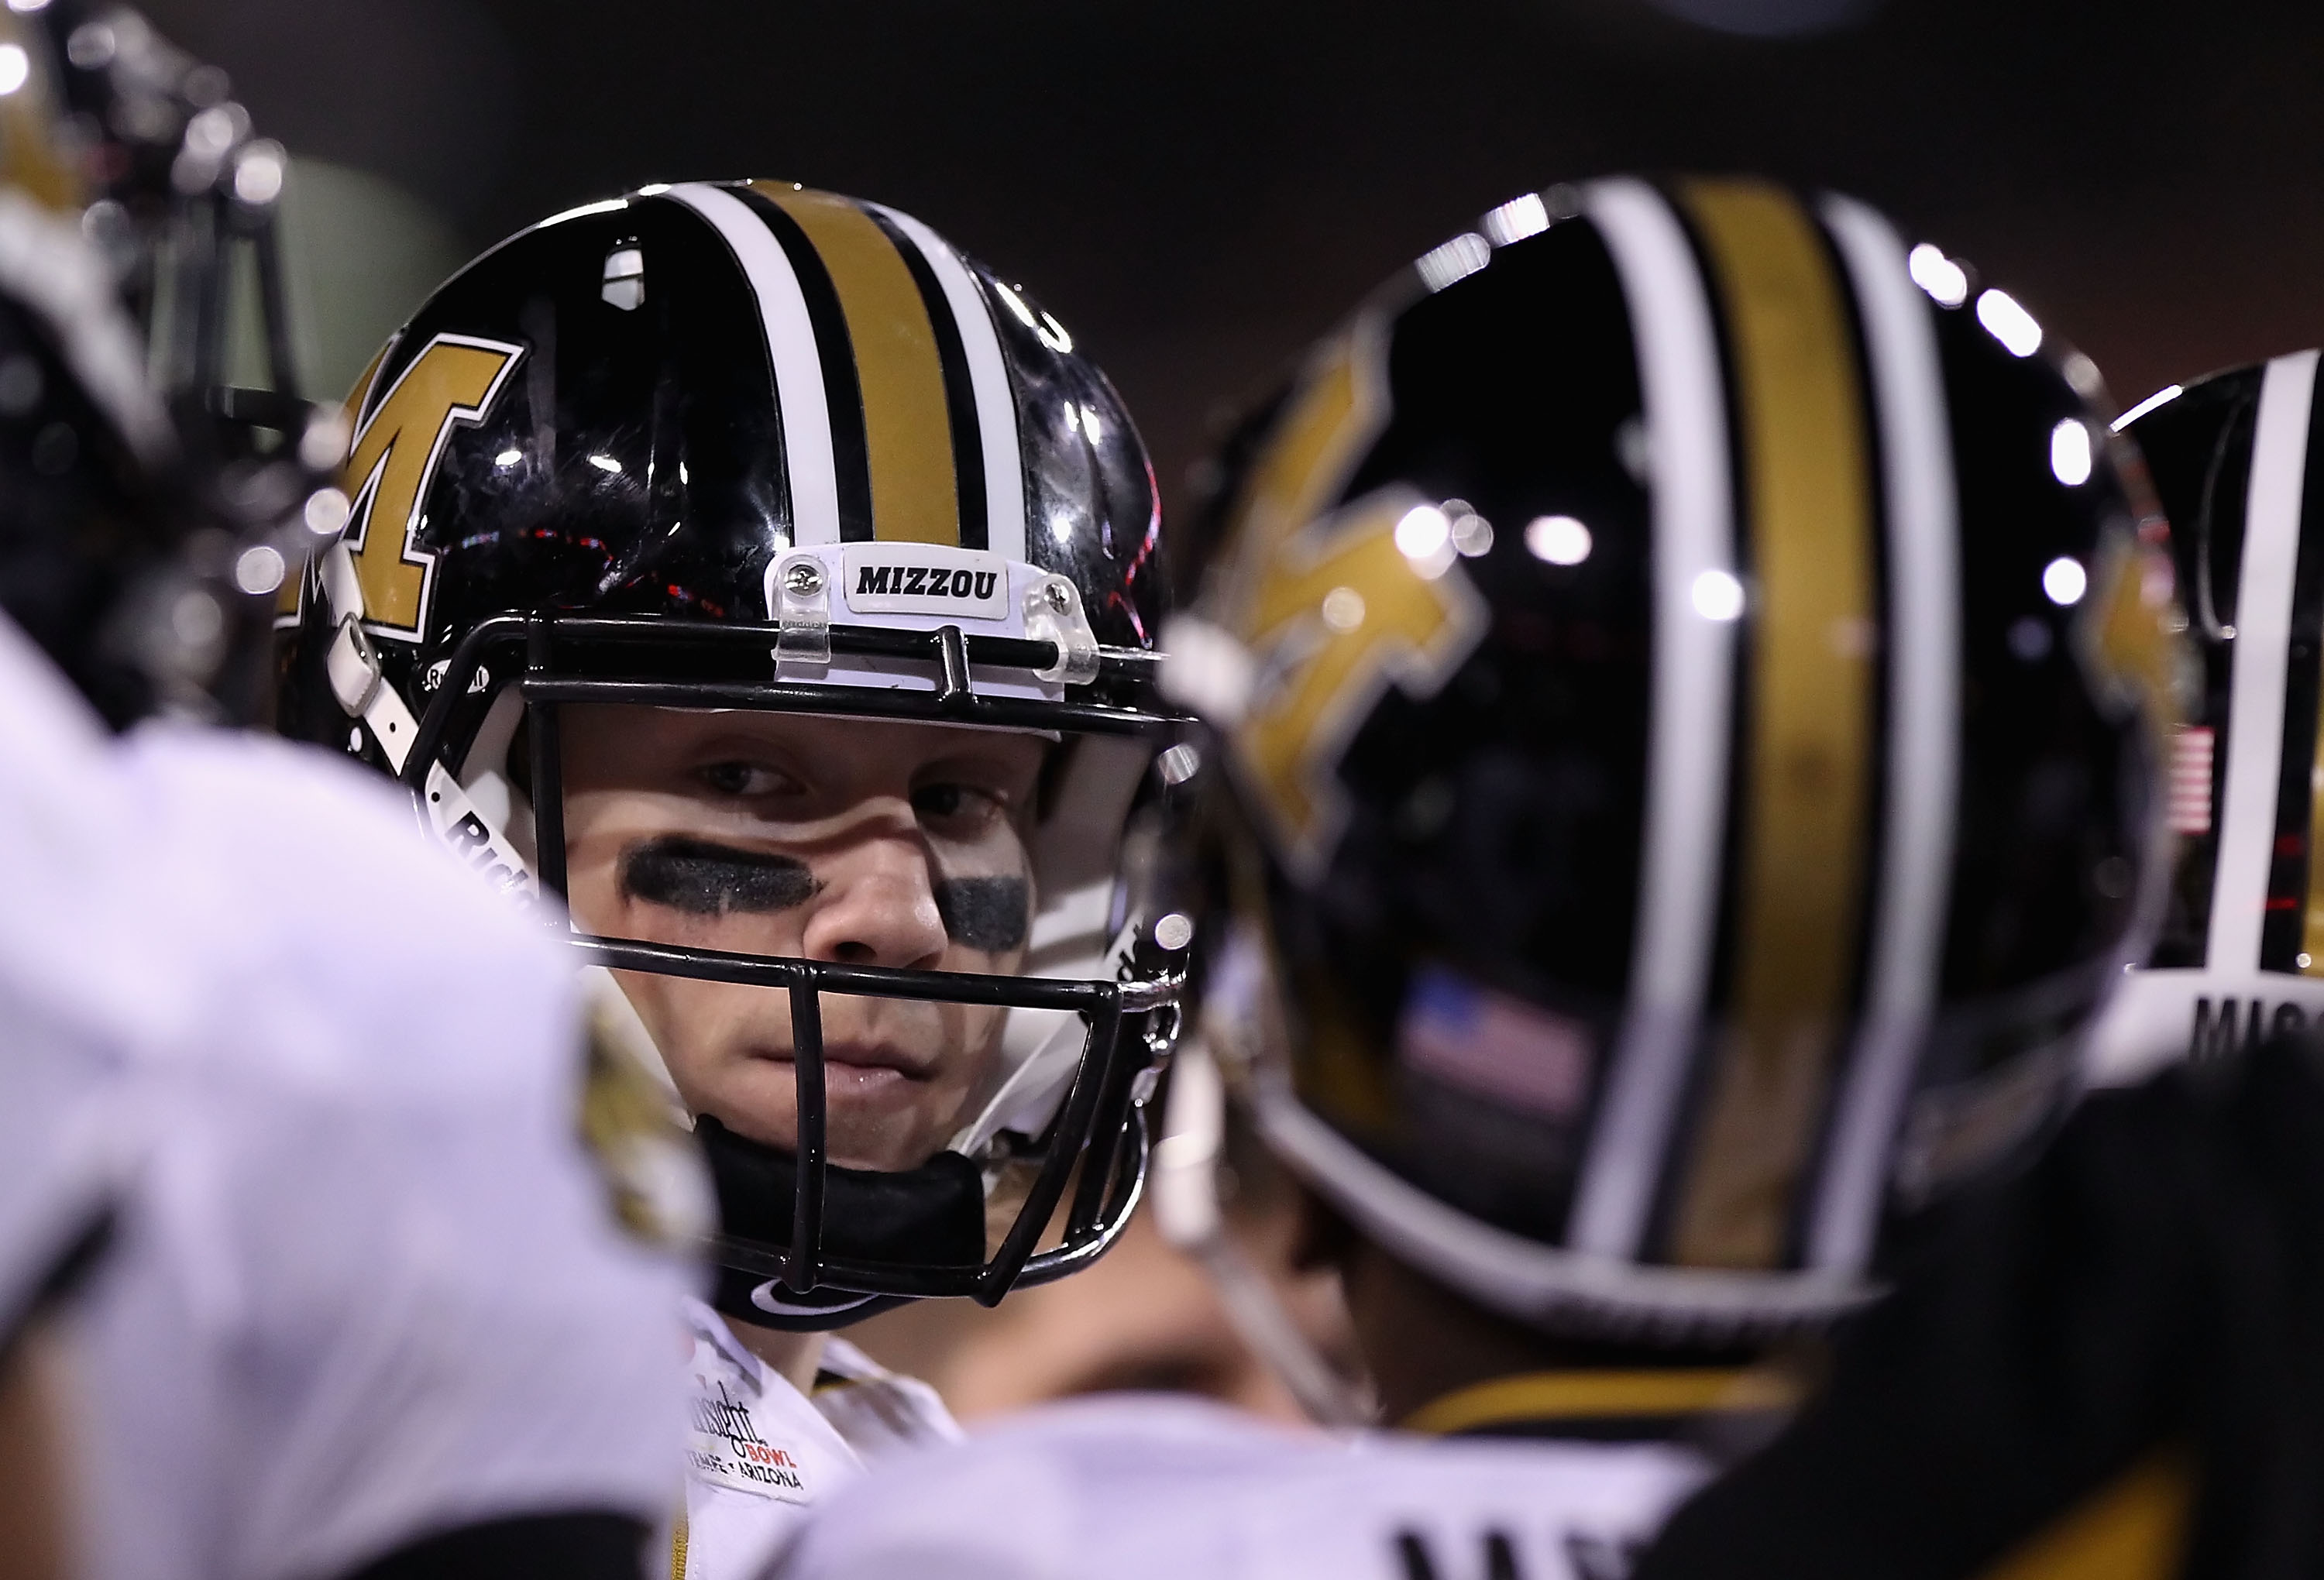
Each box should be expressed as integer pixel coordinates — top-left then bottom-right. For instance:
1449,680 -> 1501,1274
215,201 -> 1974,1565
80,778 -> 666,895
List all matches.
318,540 -> 421,775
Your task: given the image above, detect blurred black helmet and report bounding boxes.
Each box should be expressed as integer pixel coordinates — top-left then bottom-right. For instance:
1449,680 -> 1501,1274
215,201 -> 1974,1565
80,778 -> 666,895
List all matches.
1168,177 -> 2188,1342
2088,354 -> 2324,1078
0,3 -> 335,726
276,182 -> 1188,1326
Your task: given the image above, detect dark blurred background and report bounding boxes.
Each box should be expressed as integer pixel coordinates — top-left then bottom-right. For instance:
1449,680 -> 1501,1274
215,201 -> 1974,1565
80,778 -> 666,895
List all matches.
138,0 -> 2324,530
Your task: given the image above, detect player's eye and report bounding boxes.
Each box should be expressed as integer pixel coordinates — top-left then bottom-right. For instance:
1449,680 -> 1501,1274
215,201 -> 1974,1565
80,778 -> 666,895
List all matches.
911,780 -> 1008,831
695,760 -> 798,799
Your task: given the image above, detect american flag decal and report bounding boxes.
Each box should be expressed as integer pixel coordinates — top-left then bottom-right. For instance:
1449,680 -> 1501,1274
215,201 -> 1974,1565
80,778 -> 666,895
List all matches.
2169,724 -> 2214,836
1397,966 -> 1593,1120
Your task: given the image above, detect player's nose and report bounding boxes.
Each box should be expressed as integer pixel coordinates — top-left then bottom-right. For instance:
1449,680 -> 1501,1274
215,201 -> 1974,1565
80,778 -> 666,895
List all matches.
798,816 -> 949,970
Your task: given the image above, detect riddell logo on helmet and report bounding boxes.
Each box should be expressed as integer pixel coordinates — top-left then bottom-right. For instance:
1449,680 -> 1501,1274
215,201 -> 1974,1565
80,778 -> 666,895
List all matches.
840,544 -> 1008,620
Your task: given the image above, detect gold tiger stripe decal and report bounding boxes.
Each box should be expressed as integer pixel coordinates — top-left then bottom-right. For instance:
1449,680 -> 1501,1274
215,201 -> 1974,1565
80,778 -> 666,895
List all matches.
752,183 -> 961,546
339,334 -> 524,637
1669,180 -> 1879,1270
1211,322 -> 1483,877
1236,328 -> 1388,562
1207,321 -> 1479,1130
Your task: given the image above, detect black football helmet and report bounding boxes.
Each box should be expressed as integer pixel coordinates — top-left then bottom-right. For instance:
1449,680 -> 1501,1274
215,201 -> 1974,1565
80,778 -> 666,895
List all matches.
0,3 -> 337,726
1165,177 -> 2188,1344
36,1 -> 313,448
275,182 -> 1188,1326
2086,355 -> 2324,1080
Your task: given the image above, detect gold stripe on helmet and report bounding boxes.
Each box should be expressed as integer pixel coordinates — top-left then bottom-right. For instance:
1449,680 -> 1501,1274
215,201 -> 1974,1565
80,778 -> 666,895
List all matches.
1668,180 -> 1877,1270
752,184 -> 960,546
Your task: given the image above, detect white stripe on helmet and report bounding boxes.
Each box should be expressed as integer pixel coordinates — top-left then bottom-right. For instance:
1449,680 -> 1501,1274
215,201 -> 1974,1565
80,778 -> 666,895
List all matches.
1566,178 -> 1740,1263
666,183 -> 844,549
2206,350 -> 2319,972
1807,194 -> 1962,1276
871,202 -> 1030,562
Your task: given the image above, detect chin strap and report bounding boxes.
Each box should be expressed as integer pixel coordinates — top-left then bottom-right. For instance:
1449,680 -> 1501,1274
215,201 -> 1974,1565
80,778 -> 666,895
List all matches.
319,541 -> 421,771
318,540 -> 545,910
1151,1036 -> 1375,1429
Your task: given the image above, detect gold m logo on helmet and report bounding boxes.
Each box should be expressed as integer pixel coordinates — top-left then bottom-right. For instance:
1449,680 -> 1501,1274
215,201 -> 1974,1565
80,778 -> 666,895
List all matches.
2077,522 -> 2193,747
340,334 -> 524,638
1206,321 -> 1484,877
1227,490 -> 1487,878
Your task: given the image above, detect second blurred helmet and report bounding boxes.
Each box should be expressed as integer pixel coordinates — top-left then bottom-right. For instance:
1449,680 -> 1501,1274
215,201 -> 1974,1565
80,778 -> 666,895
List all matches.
2088,354 -> 2324,1080
1169,177 -> 2188,1342
0,4 -> 335,726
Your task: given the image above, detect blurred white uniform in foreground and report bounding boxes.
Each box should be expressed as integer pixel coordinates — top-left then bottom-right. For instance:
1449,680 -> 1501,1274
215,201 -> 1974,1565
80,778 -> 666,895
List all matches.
0,625 -> 124,1353
0,611 -> 698,1580
772,1395 -> 1707,1580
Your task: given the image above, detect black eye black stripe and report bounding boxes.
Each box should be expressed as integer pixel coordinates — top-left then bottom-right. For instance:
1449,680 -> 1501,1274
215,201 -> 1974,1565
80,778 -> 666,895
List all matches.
618,836 -> 1026,952
932,876 -> 1028,952
621,836 -> 821,916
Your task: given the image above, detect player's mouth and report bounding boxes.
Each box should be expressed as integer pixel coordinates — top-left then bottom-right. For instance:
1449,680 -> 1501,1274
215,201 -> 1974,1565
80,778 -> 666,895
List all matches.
751,1041 -> 932,1101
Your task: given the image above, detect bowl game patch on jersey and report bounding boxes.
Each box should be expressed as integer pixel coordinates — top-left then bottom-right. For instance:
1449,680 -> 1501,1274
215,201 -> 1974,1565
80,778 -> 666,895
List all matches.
684,1309 -> 851,1510
676,1295 -> 961,1580
691,1382 -> 813,1503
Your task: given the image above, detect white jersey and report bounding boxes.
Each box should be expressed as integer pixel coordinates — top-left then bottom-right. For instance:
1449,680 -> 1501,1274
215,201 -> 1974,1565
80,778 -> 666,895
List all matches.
772,1395 -> 1710,1580
0,619 -> 128,1341
0,1036 -> 110,1343
676,1296 -> 959,1580
0,633 -> 700,1580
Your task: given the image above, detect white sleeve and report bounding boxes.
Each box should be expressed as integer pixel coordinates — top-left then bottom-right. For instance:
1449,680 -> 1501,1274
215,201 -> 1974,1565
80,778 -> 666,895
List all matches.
0,1038 -> 115,1341
0,617 -> 144,1338
73,733 -> 701,1580
770,1398 -> 1282,1580
772,1397 -> 1710,1580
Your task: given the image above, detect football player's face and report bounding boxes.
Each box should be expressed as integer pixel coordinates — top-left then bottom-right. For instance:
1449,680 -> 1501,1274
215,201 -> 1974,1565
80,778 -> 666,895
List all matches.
561,706 -> 1044,1172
